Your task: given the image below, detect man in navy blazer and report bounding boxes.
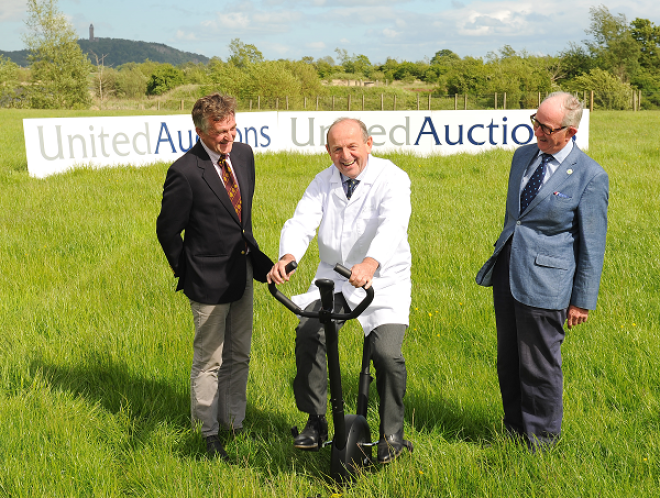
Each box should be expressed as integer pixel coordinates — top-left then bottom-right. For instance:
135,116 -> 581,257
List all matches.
157,93 -> 273,460
476,92 -> 608,451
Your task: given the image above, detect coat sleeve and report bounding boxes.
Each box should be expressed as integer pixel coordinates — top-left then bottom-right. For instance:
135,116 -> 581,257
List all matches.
571,170 -> 609,309
156,165 -> 192,277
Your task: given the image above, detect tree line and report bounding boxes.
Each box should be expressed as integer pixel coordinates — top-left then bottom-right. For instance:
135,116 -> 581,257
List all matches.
1,1 -> 659,110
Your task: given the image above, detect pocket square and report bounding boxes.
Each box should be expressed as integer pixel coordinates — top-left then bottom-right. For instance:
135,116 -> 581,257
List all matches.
553,191 -> 571,199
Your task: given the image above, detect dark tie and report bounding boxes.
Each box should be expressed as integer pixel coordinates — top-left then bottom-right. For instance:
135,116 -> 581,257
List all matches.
520,153 -> 551,213
346,178 -> 359,199
220,154 -> 242,221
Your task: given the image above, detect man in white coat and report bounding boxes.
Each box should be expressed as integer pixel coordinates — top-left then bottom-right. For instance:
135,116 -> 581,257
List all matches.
267,117 -> 413,464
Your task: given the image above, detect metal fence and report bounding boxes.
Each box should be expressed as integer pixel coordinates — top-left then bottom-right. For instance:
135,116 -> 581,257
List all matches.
4,90 -> 659,111
92,90 -> 657,113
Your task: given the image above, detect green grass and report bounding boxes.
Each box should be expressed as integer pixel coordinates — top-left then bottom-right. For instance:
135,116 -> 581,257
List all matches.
1,109 -> 659,497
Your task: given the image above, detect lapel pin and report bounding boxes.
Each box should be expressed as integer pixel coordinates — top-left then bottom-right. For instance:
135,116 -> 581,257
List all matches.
567,169 -> 573,175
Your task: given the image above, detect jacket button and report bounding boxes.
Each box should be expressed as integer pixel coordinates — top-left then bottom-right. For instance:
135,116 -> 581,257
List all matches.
241,250 -> 246,255
516,221 -> 521,225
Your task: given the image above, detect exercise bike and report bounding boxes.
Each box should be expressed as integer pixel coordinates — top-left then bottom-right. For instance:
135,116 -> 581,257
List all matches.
268,261 -> 376,481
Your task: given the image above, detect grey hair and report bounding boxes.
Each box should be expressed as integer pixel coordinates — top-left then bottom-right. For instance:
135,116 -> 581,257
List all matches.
192,93 -> 237,133
326,117 -> 370,143
543,91 -> 583,129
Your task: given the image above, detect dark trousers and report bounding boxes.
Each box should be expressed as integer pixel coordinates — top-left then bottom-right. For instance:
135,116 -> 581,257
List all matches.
492,240 -> 567,445
293,293 -> 407,437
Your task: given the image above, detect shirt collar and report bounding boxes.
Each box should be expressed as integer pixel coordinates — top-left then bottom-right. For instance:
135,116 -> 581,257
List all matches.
340,155 -> 370,184
540,139 -> 574,165
199,139 -> 227,166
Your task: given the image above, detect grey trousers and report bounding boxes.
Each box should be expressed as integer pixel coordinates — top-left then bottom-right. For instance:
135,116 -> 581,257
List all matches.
492,240 -> 566,446
293,293 -> 408,437
189,261 -> 253,437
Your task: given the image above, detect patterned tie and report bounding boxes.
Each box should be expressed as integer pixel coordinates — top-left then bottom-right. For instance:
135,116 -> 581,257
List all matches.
219,154 -> 242,221
520,153 -> 551,213
346,178 -> 360,199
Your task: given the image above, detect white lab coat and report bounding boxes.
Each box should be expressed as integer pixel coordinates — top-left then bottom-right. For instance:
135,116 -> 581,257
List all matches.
279,155 -> 412,335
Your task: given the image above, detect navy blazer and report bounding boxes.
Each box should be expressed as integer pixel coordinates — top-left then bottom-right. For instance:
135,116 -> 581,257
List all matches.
476,143 -> 609,311
156,141 -> 273,304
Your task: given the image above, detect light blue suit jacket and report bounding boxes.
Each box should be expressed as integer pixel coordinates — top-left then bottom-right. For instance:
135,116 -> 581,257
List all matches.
476,143 -> 609,311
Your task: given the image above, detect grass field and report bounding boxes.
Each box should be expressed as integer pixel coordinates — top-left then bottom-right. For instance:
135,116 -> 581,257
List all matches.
0,109 -> 659,497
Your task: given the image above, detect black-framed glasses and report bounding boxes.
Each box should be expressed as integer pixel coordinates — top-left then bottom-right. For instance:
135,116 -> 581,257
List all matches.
530,113 -> 568,135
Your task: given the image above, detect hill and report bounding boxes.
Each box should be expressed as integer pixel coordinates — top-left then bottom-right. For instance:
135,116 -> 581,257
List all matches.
78,38 -> 209,66
0,49 -> 29,67
0,38 -> 210,67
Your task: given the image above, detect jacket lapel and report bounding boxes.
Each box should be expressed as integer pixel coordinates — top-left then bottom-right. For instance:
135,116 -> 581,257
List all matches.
195,143 -> 242,226
521,145 -> 581,216
509,147 -> 537,218
331,167 -> 348,203
348,156 -> 379,203
332,154 -> 380,204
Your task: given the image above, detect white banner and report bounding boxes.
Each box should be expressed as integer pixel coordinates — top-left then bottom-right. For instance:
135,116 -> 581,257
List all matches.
24,110 -> 589,178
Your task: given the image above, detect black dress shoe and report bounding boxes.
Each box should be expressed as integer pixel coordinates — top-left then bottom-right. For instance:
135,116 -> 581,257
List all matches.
377,432 -> 413,464
205,435 -> 229,460
220,427 -> 244,440
293,414 -> 328,450
526,433 -> 559,454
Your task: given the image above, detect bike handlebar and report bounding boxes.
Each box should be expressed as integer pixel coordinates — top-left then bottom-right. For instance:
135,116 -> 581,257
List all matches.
268,262 -> 374,320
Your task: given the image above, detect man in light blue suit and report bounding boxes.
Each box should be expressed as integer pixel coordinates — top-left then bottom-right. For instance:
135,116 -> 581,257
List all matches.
476,92 -> 609,451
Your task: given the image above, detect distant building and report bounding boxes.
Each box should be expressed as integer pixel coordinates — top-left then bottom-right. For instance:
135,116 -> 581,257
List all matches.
325,79 -> 377,87
89,24 -> 95,42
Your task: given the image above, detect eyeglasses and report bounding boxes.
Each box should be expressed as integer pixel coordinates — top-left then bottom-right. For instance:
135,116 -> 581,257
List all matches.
530,114 -> 568,135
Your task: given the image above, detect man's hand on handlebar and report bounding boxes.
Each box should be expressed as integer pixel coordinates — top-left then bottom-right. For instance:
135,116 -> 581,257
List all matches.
267,254 -> 297,285
349,257 -> 379,290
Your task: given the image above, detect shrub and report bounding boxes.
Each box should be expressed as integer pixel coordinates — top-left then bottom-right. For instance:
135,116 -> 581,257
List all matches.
146,64 -> 185,96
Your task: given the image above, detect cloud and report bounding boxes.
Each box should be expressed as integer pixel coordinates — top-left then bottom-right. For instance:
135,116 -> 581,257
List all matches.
262,0 -> 323,5
208,9 -> 303,35
376,0 -> 599,57
455,5 -> 534,36
176,30 -> 198,42
221,12 -> 251,29
306,41 -> 326,50
193,0 -> 660,63
327,0 -> 406,4
253,10 -> 303,26
263,0 -> 404,4
306,5 -> 401,27
195,0 -> 660,62
228,0 -> 257,12
14,0 -> 658,64
268,43 -> 292,56
0,0 -> 25,22
383,28 -> 401,38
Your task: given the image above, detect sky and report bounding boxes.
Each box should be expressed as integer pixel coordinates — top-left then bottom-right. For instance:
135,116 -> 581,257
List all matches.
2,0 -> 660,64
